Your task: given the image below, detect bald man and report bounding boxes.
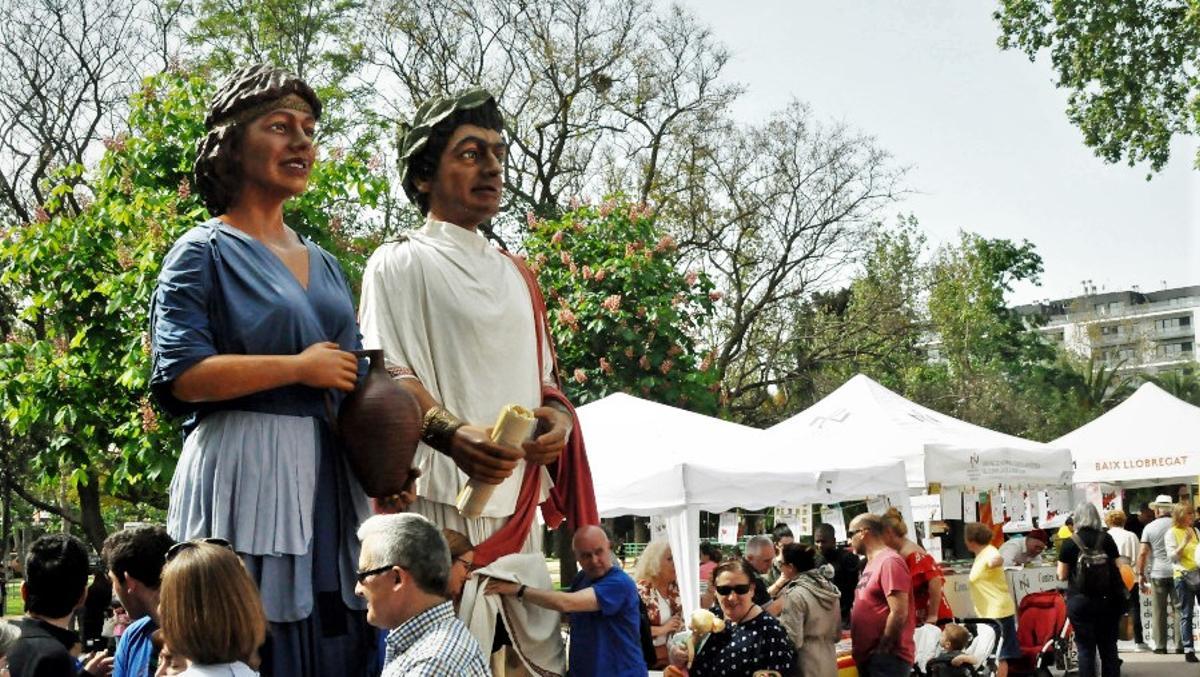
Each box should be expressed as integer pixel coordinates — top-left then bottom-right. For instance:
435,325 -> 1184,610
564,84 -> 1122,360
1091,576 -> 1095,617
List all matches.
487,526 -> 646,676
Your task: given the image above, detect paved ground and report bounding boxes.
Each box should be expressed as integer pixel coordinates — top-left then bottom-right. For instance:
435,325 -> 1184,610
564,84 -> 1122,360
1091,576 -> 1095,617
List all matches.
1118,648 -> 1199,676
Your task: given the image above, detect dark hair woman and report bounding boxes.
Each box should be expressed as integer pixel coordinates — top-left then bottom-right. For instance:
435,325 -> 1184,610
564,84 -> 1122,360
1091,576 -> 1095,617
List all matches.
149,64 -> 378,675
881,507 -> 953,625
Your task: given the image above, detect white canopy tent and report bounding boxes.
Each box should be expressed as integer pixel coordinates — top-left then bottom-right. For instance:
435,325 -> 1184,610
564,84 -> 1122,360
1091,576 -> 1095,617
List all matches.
1054,382 -> 1200,487
767,374 -> 1054,489
578,392 -> 906,617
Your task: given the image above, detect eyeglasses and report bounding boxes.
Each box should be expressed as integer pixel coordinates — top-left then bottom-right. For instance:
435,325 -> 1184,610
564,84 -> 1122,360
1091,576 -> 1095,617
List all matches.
355,563 -> 401,584
714,583 -> 752,596
165,537 -> 233,562
845,529 -> 863,539
454,557 -> 475,571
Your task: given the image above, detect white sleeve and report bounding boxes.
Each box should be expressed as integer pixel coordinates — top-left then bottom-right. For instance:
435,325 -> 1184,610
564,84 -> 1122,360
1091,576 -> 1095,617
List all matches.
358,243 -> 428,383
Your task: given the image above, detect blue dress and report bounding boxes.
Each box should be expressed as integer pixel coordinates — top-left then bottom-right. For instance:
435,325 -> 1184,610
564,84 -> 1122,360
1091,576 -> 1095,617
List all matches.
150,218 -> 379,676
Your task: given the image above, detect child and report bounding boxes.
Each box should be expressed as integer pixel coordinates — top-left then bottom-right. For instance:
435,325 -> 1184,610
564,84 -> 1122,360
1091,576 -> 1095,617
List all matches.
926,623 -> 979,677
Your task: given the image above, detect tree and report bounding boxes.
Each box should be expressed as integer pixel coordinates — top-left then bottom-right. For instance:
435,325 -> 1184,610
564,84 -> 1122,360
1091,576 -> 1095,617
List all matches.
994,0 -> 1200,172
1146,366 -> 1200,405
524,198 -> 720,412
658,102 -> 904,421
0,68 -> 389,550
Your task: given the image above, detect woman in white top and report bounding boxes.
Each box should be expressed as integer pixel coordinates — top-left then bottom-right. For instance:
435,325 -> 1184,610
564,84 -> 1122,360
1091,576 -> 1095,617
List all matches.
160,541 -> 267,676
1104,510 -> 1141,563
634,541 -> 682,669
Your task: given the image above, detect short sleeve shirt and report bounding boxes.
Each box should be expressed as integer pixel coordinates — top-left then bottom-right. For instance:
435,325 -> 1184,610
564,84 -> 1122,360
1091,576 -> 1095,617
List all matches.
567,568 -> 647,677
112,615 -> 157,677
1141,517 -> 1175,579
851,548 -> 916,665
968,545 -> 1014,618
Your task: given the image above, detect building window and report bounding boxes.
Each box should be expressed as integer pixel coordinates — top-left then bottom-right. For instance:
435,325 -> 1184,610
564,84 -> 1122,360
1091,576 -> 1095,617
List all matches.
1100,325 -> 1120,336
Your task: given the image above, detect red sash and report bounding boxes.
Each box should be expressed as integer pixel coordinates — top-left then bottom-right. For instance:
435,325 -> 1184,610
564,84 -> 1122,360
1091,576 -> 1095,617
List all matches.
470,253 -> 599,566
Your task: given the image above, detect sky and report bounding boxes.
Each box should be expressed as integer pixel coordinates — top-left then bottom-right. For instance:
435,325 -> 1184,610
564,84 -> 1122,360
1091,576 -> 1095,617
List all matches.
680,0 -> 1199,305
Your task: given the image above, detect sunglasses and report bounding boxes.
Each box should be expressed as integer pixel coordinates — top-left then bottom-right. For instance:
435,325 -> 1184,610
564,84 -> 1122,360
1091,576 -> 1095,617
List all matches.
165,537 -> 233,562
845,528 -> 864,539
356,563 -> 402,584
714,583 -> 752,596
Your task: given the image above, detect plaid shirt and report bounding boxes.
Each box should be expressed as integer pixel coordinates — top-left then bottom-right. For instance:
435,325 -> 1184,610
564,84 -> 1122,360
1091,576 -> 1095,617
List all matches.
382,601 -> 488,677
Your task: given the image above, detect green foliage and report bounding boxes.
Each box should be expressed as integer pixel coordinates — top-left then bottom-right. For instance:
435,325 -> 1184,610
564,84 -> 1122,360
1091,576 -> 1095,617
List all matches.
1146,366 -> 1200,405
994,0 -> 1200,172
524,199 -> 720,412
0,67 -> 389,523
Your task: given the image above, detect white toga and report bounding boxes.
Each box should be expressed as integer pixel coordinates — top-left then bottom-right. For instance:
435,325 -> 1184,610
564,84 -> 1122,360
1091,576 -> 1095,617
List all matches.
359,219 -> 553,548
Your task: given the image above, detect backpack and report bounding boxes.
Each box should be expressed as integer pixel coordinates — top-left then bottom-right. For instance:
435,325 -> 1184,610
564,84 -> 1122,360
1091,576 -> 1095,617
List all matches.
1069,532 -> 1119,598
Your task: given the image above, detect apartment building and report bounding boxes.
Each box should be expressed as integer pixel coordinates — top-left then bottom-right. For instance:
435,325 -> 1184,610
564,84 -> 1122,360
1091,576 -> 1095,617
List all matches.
1015,285 -> 1199,372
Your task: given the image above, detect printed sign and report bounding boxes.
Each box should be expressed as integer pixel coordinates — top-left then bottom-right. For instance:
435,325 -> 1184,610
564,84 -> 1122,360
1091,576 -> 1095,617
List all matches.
717,512 -> 739,545
820,506 -> 847,542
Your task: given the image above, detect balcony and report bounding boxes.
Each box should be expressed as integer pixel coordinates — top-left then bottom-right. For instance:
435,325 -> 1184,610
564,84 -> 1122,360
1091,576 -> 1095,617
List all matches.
1154,324 -> 1196,341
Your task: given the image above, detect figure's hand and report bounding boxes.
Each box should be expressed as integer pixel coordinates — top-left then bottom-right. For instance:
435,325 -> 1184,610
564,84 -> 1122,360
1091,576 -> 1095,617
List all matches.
522,406 -> 570,466
449,425 -> 524,484
485,578 -> 520,597
295,342 -> 358,391
665,616 -> 684,633
375,467 -> 421,512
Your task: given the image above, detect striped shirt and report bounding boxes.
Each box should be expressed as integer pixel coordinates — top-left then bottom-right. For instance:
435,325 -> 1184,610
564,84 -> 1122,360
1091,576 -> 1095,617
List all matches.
382,601 -> 488,677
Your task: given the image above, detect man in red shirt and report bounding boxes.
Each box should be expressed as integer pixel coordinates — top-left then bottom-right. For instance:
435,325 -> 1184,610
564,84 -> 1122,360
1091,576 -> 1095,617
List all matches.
849,513 -> 916,677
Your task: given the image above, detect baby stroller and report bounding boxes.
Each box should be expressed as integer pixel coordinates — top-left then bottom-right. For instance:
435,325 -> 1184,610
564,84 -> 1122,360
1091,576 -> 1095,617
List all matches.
1008,590 -> 1073,676
914,618 -> 1003,677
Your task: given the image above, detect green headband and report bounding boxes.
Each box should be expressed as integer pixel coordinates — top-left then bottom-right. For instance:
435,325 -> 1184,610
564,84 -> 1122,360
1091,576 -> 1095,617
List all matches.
397,87 -> 498,204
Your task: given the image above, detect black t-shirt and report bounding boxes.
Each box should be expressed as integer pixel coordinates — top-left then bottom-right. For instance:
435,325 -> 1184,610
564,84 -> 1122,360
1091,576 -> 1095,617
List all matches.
7,617 -> 81,677
1057,527 -> 1121,598
742,560 -> 773,606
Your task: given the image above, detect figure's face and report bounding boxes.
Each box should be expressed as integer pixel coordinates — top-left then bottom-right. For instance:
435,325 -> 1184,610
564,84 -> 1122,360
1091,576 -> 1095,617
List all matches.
775,536 -> 794,554
574,531 -> 613,580
1026,538 -> 1047,557
660,550 -> 677,583
154,642 -> 188,676
448,550 -> 474,601
849,520 -> 869,556
714,570 -> 754,620
419,123 -> 506,228
234,108 -> 316,205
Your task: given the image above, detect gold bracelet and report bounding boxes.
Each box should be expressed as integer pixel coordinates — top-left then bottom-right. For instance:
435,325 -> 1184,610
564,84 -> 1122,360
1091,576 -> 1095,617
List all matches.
421,406 -> 464,452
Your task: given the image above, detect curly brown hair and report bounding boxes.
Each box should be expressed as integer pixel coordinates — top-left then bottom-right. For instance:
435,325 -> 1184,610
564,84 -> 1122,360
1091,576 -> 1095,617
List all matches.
194,64 -> 321,216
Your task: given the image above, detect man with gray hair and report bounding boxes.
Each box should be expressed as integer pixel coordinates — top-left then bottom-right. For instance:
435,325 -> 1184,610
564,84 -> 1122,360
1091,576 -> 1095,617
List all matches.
742,534 -> 775,606
355,514 -> 487,676
1136,494 -> 1181,654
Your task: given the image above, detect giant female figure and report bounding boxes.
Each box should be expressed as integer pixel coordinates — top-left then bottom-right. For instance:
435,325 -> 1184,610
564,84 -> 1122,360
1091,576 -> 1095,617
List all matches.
149,65 -> 377,676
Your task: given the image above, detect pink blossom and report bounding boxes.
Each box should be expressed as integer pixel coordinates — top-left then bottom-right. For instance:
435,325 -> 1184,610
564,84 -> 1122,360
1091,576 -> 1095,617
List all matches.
329,215 -> 343,234
684,270 -> 698,286
551,230 -> 564,245
367,154 -> 383,171
34,207 -> 50,223
568,261 -> 577,275
601,294 -> 622,313
102,134 -> 128,153
328,146 -> 345,161
599,199 -> 616,217
671,294 -> 683,307
560,251 -> 572,266
709,290 -> 723,302
140,399 -> 159,434
573,368 -> 588,384
568,196 -> 582,210
526,212 -> 540,229
581,265 -> 593,280
599,357 -> 613,375
594,269 -> 607,283
659,359 -> 674,375
654,235 -> 676,253
667,345 -> 682,357
638,355 -> 651,370
557,308 -> 579,331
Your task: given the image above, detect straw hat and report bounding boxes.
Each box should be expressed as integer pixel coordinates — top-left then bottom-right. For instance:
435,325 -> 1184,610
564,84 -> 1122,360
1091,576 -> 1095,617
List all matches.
1149,494 -> 1175,509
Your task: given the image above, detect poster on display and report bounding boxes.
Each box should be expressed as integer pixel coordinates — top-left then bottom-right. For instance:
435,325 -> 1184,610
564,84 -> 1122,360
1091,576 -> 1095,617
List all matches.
775,504 -> 812,539
941,487 -> 964,521
1006,491 -> 1034,531
649,515 -> 669,542
1101,487 -> 1123,513
964,496 -> 978,522
911,494 -> 942,522
922,444 -> 1073,486
820,506 -> 847,542
990,490 -> 1004,523
922,537 -> 943,562
717,512 -> 739,545
866,496 -> 889,516
1085,483 -> 1103,513
1046,489 -> 1072,521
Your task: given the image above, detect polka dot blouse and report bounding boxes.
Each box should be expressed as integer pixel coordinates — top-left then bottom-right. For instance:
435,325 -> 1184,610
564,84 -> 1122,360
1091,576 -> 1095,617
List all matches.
690,606 -> 796,677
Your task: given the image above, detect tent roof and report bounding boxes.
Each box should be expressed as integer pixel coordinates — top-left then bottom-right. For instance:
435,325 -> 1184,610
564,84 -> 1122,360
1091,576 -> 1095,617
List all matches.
579,393 -> 825,516
1053,382 -> 1200,485
767,374 -> 1046,488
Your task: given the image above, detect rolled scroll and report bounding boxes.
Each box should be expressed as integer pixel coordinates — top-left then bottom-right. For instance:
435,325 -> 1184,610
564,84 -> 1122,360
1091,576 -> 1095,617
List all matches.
456,404 -> 537,518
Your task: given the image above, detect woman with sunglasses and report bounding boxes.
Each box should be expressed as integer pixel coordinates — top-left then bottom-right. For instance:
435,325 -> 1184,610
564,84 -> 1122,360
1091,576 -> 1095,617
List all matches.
679,559 -> 795,676
159,541 -> 266,676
